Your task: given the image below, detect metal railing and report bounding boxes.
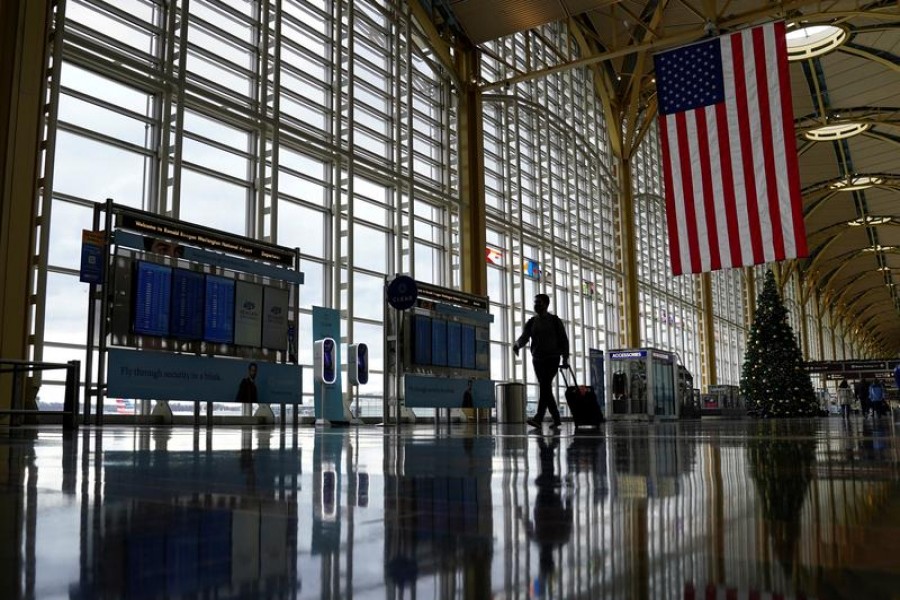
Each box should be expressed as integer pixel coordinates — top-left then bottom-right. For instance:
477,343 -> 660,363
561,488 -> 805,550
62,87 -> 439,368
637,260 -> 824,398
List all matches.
0,359 -> 80,430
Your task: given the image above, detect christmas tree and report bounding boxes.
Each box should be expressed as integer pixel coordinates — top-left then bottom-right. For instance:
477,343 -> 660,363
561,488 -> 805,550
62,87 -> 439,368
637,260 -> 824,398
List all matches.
740,269 -> 819,417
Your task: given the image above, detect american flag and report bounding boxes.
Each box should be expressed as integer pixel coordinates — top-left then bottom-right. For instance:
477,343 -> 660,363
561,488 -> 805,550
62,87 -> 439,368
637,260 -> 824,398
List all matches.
653,21 -> 807,275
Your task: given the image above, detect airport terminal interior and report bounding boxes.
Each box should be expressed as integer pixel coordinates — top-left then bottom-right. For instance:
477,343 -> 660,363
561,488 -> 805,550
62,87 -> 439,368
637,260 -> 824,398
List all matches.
2,0 -> 900,598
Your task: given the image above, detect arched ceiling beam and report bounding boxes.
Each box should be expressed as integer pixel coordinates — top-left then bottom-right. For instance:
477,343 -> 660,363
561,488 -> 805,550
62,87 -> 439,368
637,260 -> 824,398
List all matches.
480,0 -> 862,91
839,43 -> 900,74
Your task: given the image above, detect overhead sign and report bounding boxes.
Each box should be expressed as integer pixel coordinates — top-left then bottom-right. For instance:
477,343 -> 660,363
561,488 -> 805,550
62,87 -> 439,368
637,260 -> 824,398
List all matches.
118,212 -> 294,266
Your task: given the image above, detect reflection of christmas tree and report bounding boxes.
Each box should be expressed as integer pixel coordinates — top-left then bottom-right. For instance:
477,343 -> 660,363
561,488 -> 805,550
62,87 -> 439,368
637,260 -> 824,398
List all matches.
747,421 -> 817,583
740,270 -> 818,417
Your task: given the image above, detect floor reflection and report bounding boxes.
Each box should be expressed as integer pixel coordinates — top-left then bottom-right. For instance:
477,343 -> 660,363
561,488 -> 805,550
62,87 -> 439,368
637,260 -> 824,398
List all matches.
1,418 -> 899,599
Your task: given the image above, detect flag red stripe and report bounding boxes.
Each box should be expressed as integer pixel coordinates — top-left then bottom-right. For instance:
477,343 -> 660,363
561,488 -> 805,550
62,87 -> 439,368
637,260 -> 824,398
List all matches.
715,101 -> 743,268
774,21 -> 808,257
659,116 -> 683,275
753,26 -> 786,260
730,32 -> 765,265
675,111 -> 702,271
695,110 -> 720,271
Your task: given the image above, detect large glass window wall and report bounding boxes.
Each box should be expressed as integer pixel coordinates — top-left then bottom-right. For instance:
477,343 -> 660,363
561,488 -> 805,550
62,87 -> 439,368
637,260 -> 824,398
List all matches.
35,0 -> 458,415
711,269 -> 747,385
479,23 -> 620,406
632,127 -> 702,381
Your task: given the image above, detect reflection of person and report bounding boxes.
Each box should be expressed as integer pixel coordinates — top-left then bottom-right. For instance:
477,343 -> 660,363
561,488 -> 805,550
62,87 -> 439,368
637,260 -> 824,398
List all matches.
520,436 -> 572,582
856,378 -> 870,418
143,236 -> 182,257
462,378 -> 474,408
513,294 -> 569,430
236,362 -> 258,404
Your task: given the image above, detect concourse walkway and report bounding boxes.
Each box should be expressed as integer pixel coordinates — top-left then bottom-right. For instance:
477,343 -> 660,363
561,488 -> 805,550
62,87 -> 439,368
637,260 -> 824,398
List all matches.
1,418 -> 899,599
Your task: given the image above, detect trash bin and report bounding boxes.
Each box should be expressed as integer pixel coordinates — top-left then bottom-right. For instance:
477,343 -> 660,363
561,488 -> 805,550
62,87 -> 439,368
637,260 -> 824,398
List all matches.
496,382 -> 526,423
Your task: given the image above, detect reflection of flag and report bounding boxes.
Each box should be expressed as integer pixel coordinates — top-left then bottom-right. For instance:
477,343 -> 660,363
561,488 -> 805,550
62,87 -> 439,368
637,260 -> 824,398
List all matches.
653,21 -> 806,275
115,398 -> 134,414
485,246 -> 503,265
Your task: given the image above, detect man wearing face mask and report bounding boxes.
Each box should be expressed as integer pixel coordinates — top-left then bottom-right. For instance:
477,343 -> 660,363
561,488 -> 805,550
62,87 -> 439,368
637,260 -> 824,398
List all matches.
513,293 -> 570,430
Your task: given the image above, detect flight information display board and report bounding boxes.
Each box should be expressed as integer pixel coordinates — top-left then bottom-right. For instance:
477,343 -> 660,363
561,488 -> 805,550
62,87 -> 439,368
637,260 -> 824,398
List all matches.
431,319 -> 448,367
413,315 -> 432,365
133,261 -> 172,337
170,269 -> 205,339
204,275 -> 235,343
446,322 -> 461,368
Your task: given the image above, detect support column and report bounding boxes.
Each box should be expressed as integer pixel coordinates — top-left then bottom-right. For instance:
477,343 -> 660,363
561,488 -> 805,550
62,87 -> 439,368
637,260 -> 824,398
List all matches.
1,0 -> 51,413
456,44 -> 486,297
796,277 -> 810,360
700,273 -> 717,389
618,155 -> 640,348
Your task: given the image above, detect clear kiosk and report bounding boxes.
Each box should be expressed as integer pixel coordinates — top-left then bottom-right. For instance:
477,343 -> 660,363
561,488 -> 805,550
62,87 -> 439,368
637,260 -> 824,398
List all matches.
606,348 -> 679,420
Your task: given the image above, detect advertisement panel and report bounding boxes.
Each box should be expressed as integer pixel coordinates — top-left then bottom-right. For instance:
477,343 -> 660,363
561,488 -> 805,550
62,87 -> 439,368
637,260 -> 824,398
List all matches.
261,287 -> 289,350
234,281 -> 263,347
107,348 -> 301,404
404,375 -> 494,409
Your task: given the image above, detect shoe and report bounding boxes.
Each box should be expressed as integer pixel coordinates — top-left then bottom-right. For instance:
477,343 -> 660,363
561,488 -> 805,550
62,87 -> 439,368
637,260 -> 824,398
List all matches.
549,422 -> 562,430
526,418 -> 542,429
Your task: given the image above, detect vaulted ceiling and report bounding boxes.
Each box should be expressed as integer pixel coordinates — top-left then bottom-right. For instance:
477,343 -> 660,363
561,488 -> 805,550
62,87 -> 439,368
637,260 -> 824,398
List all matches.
418,0 -> 900,354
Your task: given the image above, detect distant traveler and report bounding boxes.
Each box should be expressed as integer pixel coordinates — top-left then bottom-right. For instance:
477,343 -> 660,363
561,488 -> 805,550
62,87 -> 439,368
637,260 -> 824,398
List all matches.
513,293 -> 569,430
236,362 -> 258,404
855,378 -> 870,418
838,378 -> 852,420
869,380 -> 886,417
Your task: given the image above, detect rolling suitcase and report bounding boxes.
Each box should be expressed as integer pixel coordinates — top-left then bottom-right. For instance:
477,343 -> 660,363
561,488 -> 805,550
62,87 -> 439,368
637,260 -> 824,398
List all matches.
561,366 -> 604,428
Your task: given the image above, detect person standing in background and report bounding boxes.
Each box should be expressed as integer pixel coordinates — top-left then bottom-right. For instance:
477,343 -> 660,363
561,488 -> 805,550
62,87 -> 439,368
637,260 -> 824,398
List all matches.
838,377 -> 852,421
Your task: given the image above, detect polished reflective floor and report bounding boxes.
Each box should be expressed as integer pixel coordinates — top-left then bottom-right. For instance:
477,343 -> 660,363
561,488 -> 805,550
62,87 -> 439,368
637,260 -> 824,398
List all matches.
2,418 -> 900,599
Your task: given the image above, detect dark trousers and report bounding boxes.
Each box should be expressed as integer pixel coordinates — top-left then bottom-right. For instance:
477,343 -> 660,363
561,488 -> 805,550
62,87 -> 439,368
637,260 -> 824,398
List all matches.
841,404 -> 851,419
532,355 -> 561,424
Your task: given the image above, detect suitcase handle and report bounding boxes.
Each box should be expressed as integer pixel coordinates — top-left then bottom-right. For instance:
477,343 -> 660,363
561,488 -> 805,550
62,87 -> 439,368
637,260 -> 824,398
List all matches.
559,365 -> 581,389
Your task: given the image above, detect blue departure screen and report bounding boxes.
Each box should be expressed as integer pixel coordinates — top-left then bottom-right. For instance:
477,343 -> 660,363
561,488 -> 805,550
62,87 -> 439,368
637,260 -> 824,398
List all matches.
204,275 -> 235,343
413,315 -> 432,365
461,325 -> 475,370
431,319 -> 448,367
133,261 -> 172,336
446,322 -> 461,368
170,269 -> 204,339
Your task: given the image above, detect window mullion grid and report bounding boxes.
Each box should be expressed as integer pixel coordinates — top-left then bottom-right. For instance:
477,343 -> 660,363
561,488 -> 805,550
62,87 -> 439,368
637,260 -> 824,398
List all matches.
166,0 -> 190,218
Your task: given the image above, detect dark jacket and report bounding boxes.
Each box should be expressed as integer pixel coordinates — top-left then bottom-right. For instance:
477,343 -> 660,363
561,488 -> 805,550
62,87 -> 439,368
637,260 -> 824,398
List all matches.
516,313 -> 569,360
236,377 -> 258,404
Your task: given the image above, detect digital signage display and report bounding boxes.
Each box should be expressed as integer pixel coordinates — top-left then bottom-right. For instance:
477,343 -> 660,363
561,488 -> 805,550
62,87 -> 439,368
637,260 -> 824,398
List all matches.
204,275 -> 235,343
461,325 -> 475,370
431,319 -> 448,367
412,315 -> 431,365
261,287 -> 289,350
133,261 -> 172,337
446,322 -> 461,368
170,269 -> 204,340
234,281 -> 263,347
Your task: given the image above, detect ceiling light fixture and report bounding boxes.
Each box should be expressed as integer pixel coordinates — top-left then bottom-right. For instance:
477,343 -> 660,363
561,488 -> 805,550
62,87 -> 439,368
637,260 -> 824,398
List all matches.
785,24 -> 847,61
804,122 -> 871,141
848,215 -> 893,226
830,175 -> 884,191
864,245 -> 897,252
